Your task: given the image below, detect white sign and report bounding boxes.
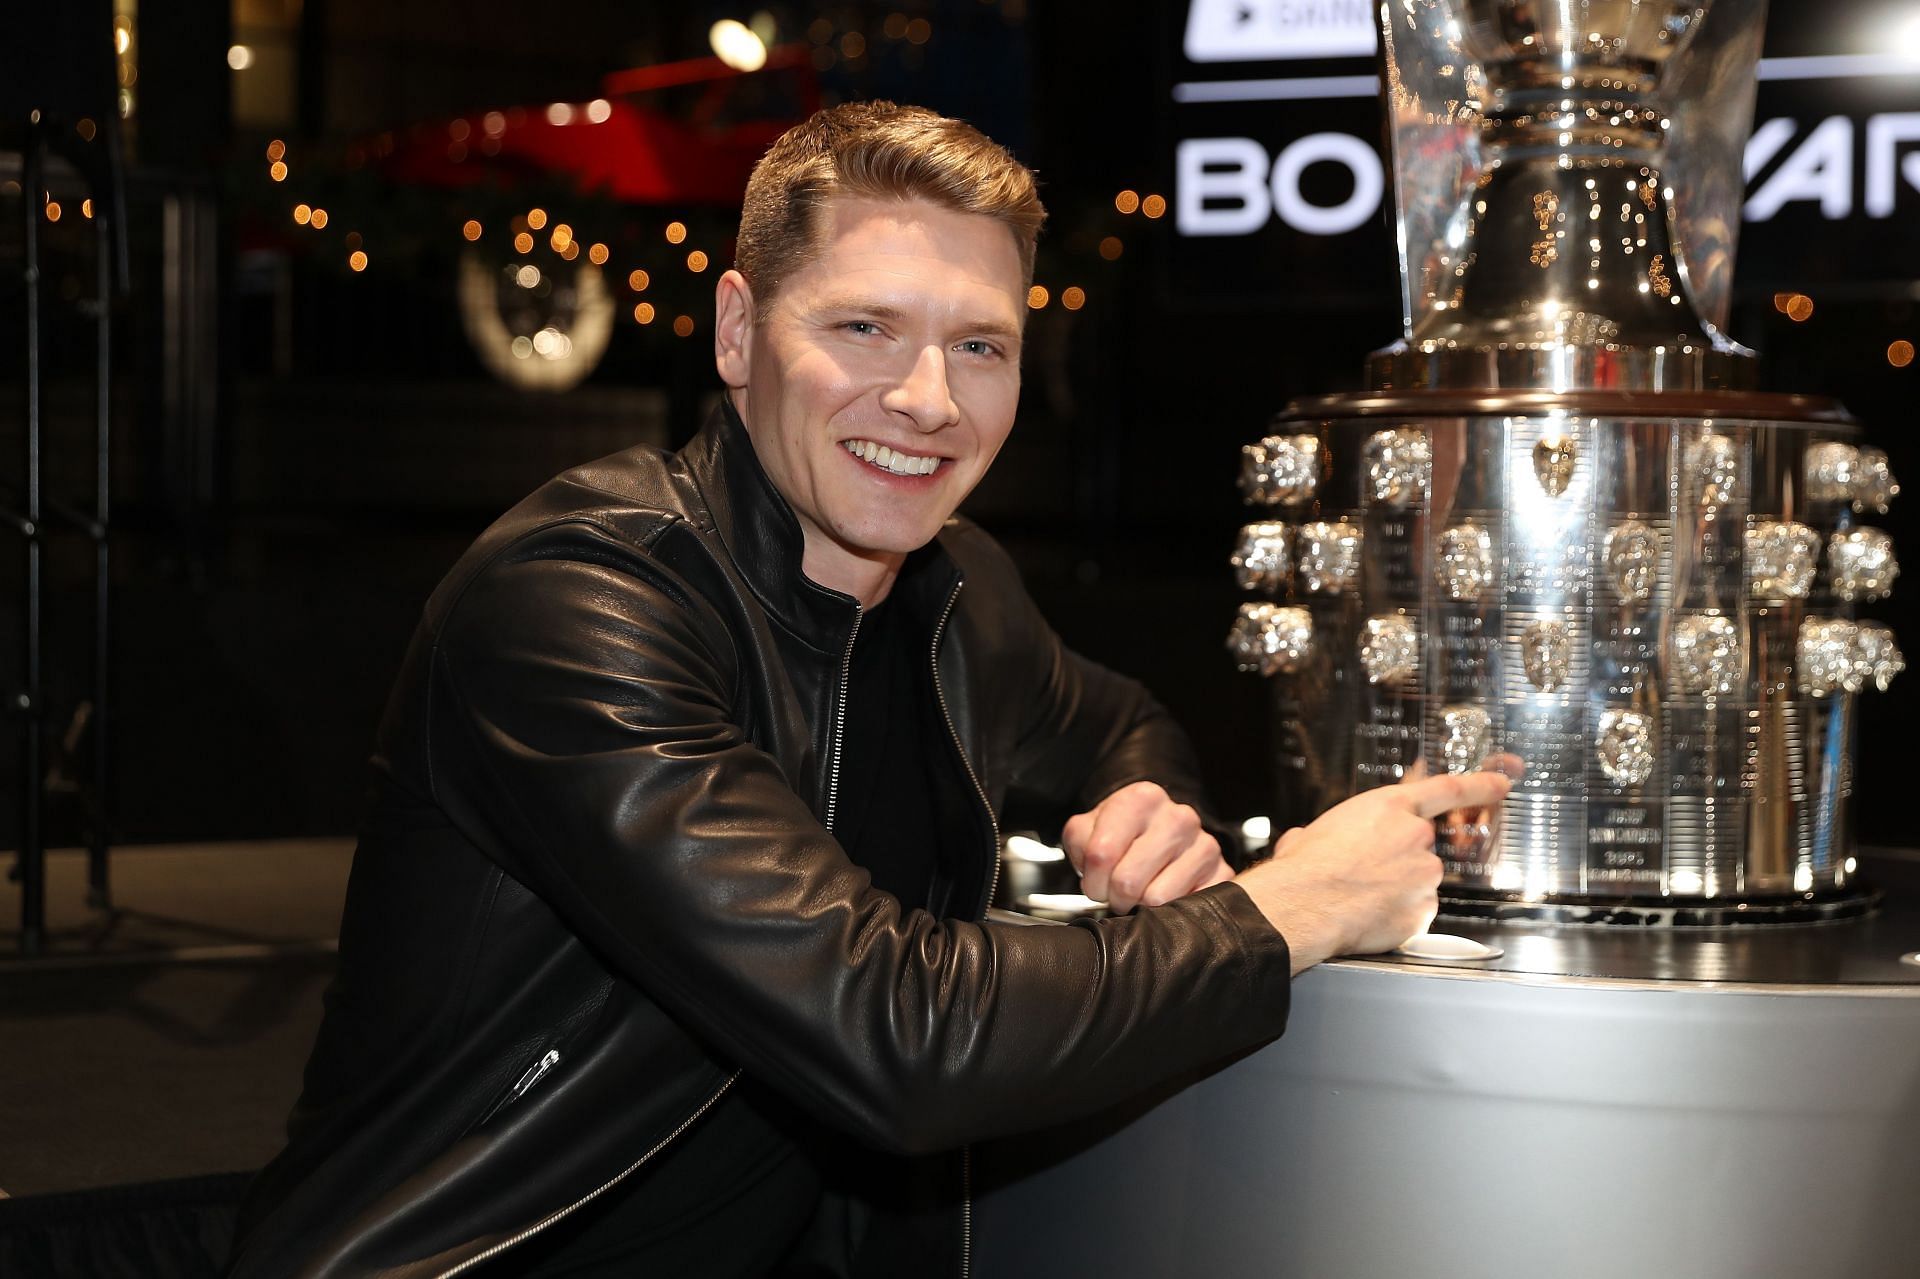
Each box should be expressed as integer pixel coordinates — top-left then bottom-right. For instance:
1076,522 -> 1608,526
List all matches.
1175,113 -> 1920,236
1183,0 -> 1378,62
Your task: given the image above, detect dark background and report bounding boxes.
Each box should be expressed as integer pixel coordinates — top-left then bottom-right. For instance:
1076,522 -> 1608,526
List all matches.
3,0 -> 1917,851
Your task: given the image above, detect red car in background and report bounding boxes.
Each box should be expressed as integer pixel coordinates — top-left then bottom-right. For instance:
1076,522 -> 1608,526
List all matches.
371,46 -> 819,390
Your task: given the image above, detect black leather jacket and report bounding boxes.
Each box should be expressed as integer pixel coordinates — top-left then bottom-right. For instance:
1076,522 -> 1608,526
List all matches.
227,402 -> 1292,1278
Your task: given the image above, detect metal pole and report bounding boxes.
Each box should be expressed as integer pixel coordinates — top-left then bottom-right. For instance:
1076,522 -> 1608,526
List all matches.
19,119 -> 47,956
88,195 -> 112,910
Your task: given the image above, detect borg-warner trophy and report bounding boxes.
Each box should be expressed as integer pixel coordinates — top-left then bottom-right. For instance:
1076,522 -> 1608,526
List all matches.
1227,0 -> 1904,923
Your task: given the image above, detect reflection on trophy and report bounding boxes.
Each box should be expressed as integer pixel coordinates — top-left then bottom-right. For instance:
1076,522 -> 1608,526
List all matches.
1228,0 -> 1904,922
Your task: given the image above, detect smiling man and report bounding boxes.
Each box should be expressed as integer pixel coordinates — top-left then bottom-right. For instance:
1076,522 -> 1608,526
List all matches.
227,102 -> 1505,1279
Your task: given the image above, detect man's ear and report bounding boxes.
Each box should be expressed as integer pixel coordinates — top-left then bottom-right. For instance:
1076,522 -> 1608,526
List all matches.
714,270 -> 756,389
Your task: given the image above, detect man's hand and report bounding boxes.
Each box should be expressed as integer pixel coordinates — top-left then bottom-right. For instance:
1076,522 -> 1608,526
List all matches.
1233,771 -> 1512,974
1061,781 -> 1233,914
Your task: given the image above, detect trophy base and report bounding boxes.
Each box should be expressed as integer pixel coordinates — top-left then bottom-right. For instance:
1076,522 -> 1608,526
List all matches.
1439,885 -> 1881,928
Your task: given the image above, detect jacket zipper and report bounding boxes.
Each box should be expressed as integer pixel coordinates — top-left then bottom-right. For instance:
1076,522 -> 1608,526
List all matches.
929,578 -> 999,1279
435,1069 -> 741,1278
822,605 -> 864,834
477,1048 -> 562,1127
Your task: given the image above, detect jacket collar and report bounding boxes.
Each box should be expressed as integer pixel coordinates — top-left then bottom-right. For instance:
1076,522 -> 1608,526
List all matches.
682,397 -> 961,649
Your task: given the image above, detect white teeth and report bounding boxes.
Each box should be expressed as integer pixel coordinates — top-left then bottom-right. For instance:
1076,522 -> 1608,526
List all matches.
843,439 -> 940,476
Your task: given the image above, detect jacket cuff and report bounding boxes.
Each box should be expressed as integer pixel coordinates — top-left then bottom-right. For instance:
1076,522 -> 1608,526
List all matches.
1191,880 -> 1292,1025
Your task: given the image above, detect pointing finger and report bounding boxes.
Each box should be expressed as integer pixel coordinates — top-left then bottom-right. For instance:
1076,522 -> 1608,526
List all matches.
1401,770 -> 1511,820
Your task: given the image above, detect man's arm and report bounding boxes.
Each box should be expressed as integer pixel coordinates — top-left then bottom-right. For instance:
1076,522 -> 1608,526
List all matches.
422,525 -> 1293,1155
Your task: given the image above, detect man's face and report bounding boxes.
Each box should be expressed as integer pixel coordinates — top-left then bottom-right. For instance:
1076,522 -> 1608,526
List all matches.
720,196 -> 1025,593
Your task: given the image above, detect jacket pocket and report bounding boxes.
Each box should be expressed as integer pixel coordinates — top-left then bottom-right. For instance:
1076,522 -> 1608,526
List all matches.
477,1046 -> 562,1127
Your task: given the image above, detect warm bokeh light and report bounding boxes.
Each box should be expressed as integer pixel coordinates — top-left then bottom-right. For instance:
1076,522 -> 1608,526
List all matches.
1115,190 -> 1140,215
81,198 -> 93,219
628,269 -> 651,291
634,302 -> 656,324
586,99 -> 612,124
561,241 -> 580,261
710,19 -> 769,72
227,44 -> 254,71
588,242 -> 609,265
516,265 -> 541,288
905,17 -> 932,43
1786,294 -> 1814,322
269,160 -> 288,182
884,13 -> 909,38
841,31 -> 867,58
44,200 -> 61,222
349,250 -> 368,272
310,208 -> 329,229
77,118 -> 98,142
265,139 -> 286,162
546,103 -> 574,126
665,221 -> 687,244
1772,291 -> 1792,312
672,315 -> 696,337
687,250 -> 710,272
449,119 -> 471,142
809,17 -> 834,42
483,111 -> 506,137
1141,194 -> 1167,219
294,204 -> 312,225
1027,285 -> 1049,309
1892,340 -> 1916,368
513,231 -> 534,254
550,224 -> 573,251
344,231 -> 362,249
462,219 -> 482,241
1062,286 -> 1087,311
1099,236 -> 1123,260
527,208 -> 548,231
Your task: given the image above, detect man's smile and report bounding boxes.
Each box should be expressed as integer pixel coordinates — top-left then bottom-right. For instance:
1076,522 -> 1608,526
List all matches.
841,438 -> 946,476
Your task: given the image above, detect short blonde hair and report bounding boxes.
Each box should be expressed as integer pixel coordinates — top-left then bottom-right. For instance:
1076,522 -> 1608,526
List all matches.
734,100 -> 1045,314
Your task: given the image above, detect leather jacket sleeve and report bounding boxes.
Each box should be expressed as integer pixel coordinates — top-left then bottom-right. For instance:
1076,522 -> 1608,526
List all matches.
947,524 -> 1248,866
424,520 -> 1291,1156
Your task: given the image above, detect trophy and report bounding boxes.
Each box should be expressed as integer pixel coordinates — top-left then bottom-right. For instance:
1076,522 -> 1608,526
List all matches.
1228,0 -> 1904,922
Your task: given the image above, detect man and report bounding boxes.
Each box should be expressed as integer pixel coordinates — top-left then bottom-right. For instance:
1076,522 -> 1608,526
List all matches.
228,102 -> 1505,1277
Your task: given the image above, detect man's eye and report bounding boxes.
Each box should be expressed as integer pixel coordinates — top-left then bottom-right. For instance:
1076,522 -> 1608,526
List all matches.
841,321 -> 882,336
957,340 -> 1002,358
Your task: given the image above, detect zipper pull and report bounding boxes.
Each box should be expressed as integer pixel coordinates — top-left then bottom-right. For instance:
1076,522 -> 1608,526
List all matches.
508,1049 -> 560,1103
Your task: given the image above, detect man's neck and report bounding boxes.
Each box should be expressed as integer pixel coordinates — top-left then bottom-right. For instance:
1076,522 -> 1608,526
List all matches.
802,540 -> 902,610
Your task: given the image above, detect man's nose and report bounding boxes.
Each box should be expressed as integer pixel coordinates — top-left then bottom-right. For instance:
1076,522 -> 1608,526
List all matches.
880,344 -> 960,432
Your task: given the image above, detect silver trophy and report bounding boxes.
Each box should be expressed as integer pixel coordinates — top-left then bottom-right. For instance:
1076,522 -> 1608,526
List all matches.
1230,0 -> 1902,921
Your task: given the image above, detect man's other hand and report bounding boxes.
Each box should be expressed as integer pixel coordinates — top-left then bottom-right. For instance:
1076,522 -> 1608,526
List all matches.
1061,781 -> 1233,915
1233,771 -> 1512,975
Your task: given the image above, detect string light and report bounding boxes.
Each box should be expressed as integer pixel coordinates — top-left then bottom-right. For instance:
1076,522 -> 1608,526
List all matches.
1027,285 -> 1049,309
462,219 -> 482,241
